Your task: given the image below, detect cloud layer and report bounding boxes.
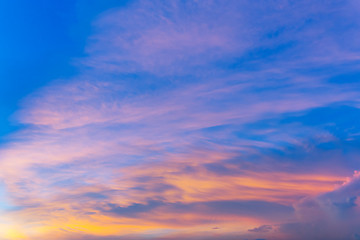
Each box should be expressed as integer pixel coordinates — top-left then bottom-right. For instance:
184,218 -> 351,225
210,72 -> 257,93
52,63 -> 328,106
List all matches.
0,0 -> 360,239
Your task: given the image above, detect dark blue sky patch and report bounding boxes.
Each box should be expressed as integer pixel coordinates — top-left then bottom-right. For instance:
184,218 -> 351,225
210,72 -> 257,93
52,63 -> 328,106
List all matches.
328,71 -> 360,84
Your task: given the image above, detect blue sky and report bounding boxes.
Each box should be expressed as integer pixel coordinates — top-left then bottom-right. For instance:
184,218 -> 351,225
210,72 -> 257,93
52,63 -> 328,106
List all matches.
0,1 -> 360,239
0,1 -> 76,136
0,0 -> 132,136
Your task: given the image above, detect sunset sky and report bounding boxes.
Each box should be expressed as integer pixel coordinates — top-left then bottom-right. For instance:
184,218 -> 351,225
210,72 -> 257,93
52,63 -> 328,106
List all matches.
1,1 -> 360,239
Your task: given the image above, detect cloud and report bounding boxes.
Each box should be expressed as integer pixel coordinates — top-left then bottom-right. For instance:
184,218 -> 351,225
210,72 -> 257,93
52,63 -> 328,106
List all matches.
102,200 -> 294,223
248,225 -> 272,233
0,0 -> 360,239
277,171 -> 360,240
83,0 -> 250,75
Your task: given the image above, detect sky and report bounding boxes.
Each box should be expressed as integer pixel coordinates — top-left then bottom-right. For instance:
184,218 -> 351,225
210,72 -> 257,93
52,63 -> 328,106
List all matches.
0,0 -> 360,239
